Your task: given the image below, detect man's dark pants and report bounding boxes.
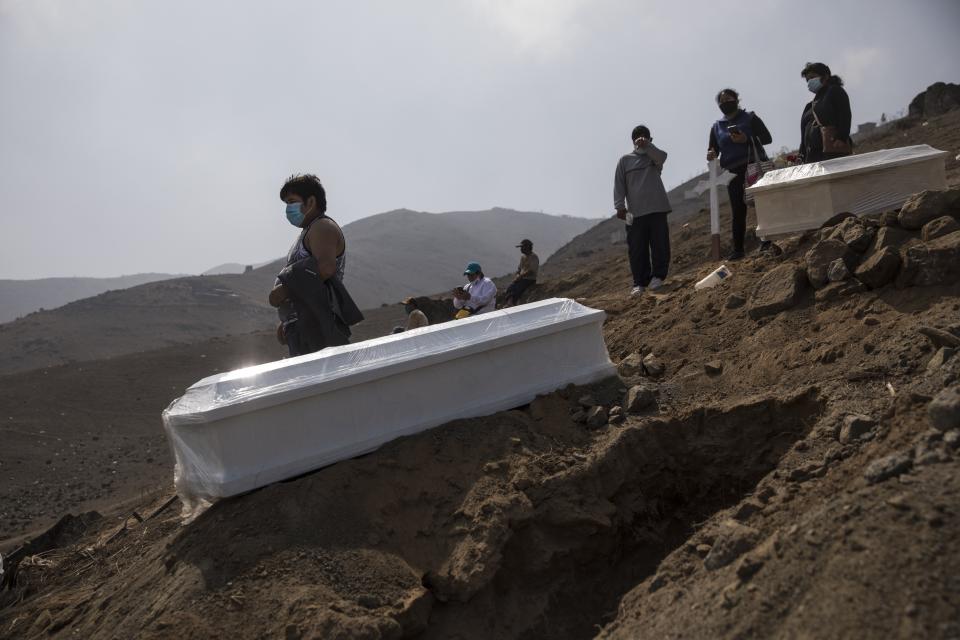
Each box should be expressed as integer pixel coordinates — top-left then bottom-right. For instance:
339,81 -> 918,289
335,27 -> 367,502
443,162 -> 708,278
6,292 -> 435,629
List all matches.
626,212 -> 670,287
504,278 -> 536,304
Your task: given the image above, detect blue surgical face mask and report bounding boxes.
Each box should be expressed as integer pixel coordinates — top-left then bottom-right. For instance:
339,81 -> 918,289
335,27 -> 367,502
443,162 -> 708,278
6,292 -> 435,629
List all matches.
285,202 -> 305,227
807,77 -> 823,93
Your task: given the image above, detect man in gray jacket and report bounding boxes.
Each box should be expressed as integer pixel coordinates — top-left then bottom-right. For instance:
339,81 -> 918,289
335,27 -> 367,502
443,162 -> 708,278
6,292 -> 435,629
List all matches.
614,125 -> 672,296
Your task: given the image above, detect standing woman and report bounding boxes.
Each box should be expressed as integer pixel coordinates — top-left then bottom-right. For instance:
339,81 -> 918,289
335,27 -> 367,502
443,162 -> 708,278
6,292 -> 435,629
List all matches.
799,62 -> 853,163
706,89 -> 773,260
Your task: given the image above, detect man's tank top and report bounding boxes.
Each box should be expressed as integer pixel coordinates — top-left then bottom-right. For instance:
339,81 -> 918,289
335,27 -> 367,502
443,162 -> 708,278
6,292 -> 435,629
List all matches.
277,215 -> 346,323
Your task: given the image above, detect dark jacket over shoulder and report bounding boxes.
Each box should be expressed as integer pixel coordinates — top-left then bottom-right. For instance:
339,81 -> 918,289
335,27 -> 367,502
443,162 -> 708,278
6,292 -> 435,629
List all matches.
277,257 -> 364,354
800,78 -> 852,163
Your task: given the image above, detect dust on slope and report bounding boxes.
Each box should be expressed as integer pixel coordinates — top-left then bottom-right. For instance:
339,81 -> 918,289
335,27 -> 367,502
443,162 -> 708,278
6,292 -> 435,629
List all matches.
0,303 -> 426,544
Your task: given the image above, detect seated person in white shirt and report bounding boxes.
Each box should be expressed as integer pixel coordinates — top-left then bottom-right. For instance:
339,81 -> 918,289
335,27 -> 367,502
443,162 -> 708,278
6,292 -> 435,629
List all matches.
453,262 -> 497,318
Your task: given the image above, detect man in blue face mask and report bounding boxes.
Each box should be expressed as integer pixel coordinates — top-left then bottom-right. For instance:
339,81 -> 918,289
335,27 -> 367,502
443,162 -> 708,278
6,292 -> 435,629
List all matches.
268,174 -> 362,356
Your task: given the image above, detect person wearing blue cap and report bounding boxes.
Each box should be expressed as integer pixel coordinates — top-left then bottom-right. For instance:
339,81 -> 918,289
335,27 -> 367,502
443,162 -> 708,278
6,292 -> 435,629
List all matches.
452,262 -> 497,319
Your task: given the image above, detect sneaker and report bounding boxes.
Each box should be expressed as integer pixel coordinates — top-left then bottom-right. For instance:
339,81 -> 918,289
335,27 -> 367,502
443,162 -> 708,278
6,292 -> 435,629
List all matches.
630,286 -> 644,296
648,277 -> 664,290
727,250 -> 745,261
758,240 -> 773,253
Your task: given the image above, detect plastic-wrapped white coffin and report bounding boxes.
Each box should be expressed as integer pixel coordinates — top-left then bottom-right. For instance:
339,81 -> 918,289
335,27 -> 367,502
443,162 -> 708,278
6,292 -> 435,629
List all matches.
748,145 -> 948,237
162,298 -> 616,502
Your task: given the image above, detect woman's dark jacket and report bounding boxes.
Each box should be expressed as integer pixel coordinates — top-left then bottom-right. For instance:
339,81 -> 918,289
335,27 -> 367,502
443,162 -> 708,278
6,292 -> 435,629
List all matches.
277,257 -> 364,354
800,77 -> 852,163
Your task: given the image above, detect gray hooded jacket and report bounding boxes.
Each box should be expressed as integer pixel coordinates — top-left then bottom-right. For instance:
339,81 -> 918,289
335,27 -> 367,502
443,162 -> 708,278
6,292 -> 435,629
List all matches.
613,143 -> 671,221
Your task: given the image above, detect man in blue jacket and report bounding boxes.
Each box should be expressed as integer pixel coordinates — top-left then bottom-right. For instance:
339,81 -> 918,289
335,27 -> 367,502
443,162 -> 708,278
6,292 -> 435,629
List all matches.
614,125 -> 672,296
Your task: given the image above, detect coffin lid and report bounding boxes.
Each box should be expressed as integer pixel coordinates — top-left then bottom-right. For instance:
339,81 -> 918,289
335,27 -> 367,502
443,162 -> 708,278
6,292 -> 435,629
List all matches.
163,297 -> 605,425
748,144 -> 949,193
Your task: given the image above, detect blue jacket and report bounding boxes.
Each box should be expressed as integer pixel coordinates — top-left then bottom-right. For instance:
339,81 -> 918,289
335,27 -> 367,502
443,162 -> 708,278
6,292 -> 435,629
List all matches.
709,110 -> 772,171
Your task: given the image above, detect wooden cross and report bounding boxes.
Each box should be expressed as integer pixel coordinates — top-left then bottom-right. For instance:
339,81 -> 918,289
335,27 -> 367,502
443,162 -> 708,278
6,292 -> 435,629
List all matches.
685,159 -> 735,260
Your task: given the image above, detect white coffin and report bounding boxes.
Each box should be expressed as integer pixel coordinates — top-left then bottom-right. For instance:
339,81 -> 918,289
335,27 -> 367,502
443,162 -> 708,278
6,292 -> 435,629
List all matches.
162,298 -> 616,502
748,145 -> 948,237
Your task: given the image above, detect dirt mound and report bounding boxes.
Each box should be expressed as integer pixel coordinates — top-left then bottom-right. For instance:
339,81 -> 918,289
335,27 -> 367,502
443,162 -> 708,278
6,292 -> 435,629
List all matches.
1,385 -> 824,639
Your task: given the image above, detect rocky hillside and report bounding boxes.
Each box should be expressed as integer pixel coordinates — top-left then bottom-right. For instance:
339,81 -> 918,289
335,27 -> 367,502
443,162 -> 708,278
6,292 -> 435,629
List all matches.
3,179 -> 958,638
1,95 -> 959,640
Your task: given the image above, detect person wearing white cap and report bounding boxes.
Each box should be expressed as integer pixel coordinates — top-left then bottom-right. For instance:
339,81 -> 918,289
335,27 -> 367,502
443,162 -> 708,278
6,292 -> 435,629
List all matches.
452,262 -> 497,319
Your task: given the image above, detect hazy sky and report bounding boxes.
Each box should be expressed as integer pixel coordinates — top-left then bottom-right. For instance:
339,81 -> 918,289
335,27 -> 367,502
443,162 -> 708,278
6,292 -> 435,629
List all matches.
1,0 -> 958,279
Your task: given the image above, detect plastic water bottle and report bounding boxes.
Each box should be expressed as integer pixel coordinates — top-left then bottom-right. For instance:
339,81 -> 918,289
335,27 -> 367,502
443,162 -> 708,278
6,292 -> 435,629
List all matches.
695,264 -> 732,290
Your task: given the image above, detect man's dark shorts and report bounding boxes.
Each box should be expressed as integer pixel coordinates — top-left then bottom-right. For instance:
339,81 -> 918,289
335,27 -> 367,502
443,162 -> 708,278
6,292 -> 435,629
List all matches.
505,278 -> 536,303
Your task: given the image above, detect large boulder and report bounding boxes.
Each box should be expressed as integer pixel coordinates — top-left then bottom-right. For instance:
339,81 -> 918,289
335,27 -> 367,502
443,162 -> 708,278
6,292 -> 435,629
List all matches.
804,239 -> 857,289
898,187 -> 960,230
854,247 -> 901,289
922,215 -> 960,242
748,263 -> 806,320
908,82 -> 960,118
899,231 -> 960,287
872,226 -> 912,252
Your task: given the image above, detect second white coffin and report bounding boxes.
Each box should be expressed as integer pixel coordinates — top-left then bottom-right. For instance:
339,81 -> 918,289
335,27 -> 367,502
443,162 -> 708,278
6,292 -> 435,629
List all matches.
748,145 -> 949,237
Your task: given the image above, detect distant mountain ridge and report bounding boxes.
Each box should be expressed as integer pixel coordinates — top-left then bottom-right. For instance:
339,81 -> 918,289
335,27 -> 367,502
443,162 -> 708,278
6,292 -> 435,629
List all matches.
0,207 -> 594,374
0,273 -> 184,324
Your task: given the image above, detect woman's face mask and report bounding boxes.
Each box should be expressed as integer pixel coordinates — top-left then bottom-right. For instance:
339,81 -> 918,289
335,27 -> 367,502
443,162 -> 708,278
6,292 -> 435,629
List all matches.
807,76 -> 823,93
719,100 -> 739,116
285,202 -> 305,227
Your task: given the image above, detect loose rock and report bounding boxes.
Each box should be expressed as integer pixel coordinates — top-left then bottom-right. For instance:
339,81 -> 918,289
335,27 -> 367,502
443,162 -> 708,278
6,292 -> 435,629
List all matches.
899,231 -> 960,287
840,414 -> 877,443
864,452 -> 913,484
748,263 -> 807,320
585,406 -> 608,428
914,441 -> 950,466
705,360 -> 723,375
827,258 -> 851,282
814,279 -> 867,303
642,354 -> 665,377
732,499 -> 764,522
879,210 -> 900,227
943,430 -> 959,449
624,383 -> 657,413
918,326 -> 960,349
617,353 -> 645,378
854,247 -> 901,289
921,215 -> 960,241
836,217 -> 875,253
704,520 -> 761,570
725,294 -> 746,310
928,385 -> 960,431
927,347 -> 957,374
872,226 -> 912,252
805,239 -> 857,289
